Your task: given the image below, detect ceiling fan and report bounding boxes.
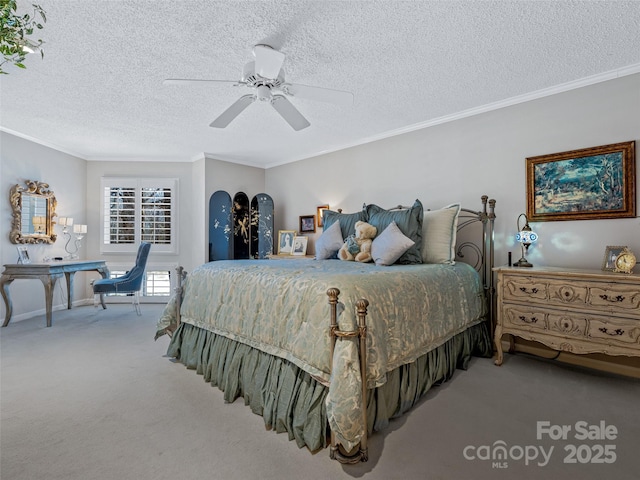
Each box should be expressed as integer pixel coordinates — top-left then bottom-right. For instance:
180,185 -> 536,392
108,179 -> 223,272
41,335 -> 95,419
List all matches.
164,44 -> 354,131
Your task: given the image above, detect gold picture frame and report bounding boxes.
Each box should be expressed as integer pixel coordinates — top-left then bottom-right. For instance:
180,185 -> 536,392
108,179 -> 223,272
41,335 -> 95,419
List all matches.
10,180 -> 58,244
526,141 -> 635,222
316,205 -> 329,228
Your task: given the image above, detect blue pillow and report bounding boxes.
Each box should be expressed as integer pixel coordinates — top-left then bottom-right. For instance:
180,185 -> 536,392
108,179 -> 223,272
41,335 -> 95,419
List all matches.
366,199 -> 423,264
322,208 -> 367,240
314,221 -> 344,260
371,221 -> 415,266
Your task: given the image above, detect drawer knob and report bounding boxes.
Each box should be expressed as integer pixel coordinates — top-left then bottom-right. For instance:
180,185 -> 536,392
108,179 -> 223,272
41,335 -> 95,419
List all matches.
518,315 -> 538,324
519,287 -> 539,294
599,294 -> 624,303
598,327 -> 624,336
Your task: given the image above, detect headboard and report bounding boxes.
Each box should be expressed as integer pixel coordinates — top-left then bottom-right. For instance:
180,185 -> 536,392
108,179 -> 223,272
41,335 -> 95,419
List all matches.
456,195 -> 496,332
385,196 -> 496,330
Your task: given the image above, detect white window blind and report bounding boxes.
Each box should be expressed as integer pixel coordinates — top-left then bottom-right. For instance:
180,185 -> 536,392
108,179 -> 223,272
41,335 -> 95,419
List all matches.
101,178 -> 177,254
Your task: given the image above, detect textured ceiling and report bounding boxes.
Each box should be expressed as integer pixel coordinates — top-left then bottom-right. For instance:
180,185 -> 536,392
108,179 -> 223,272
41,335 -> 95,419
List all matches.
1,1 -> 640,168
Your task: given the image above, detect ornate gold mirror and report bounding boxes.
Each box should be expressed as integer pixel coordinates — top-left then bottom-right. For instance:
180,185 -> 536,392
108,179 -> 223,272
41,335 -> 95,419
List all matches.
10,180 -> 58,244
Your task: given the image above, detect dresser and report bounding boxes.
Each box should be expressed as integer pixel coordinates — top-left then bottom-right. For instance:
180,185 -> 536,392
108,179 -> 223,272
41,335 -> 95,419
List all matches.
494,266 -> 640,366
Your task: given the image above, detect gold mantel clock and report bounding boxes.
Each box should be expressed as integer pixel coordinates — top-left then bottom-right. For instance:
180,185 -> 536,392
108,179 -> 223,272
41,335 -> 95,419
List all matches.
613,247 -> 636,274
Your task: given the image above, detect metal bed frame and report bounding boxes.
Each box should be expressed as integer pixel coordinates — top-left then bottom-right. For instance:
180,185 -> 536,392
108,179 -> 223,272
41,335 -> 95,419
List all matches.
171,195 -> 496,464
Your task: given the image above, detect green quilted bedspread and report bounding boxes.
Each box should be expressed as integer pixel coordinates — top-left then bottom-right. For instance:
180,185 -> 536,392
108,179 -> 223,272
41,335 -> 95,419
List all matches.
156,259 -> 486,449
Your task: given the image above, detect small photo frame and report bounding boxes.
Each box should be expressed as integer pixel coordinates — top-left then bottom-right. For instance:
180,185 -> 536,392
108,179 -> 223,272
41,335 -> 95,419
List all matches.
292,236 -> 308,256
299,215 -> 316,233
602,245 -> 627,271
316,205 -> 329,228
277,230 -> 297,255
16,245 -> 31,264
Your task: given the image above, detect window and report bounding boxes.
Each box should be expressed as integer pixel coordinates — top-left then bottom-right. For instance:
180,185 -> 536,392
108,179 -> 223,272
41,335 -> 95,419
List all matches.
106,269 -> 172,297
101,178 -> 177,253
143,270 -> 172,296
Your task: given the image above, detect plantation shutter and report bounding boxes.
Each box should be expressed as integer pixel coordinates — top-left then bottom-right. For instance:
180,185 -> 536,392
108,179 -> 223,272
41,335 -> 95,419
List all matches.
104,185 -> 136,245
101,178 -> 177,253
141,187 -> 172,244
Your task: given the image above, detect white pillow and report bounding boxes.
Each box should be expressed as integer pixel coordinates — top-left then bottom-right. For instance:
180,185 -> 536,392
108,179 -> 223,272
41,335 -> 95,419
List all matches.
314,220 -> 344,259
421,203 -> 461,264
371,221 -> 415,266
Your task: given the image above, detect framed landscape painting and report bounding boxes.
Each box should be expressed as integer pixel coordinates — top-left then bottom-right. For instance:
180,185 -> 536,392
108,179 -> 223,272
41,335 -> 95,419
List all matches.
526,141 -> 635,221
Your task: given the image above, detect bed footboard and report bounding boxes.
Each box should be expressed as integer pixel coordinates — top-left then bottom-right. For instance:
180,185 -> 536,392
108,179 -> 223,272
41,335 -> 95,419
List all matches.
327,287 -> 370,464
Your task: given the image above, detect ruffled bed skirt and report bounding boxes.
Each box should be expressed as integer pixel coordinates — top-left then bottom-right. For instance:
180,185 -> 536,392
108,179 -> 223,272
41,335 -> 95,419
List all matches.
166,320 -> 492,453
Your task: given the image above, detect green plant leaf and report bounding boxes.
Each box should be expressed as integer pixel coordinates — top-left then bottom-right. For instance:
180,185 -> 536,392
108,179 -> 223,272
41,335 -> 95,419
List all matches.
0,2 -> 46,73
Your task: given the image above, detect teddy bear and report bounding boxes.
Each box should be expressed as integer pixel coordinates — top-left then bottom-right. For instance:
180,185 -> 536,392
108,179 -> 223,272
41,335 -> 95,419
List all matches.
338,221 -> 377,263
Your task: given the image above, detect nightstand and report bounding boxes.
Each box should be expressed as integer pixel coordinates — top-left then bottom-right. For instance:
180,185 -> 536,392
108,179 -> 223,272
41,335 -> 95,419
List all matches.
494,266 -> 640,366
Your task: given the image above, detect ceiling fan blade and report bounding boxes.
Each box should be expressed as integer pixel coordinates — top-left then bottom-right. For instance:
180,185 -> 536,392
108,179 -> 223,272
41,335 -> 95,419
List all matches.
163,78 -> 240,86
271,95 -> 310,131
253,44 -> 285,79
283,83 -> 354,106
210,95 -> 256,128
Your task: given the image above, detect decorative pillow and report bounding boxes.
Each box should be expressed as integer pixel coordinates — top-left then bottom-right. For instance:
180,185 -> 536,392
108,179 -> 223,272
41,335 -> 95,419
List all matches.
366,199 -> 423,264
421,203 -> 461,264
322,208 -> 367,240
314,220 -> 344,260
371,222 -> 415,266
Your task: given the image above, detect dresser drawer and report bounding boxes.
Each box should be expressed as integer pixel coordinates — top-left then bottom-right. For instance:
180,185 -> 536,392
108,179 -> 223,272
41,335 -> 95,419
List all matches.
503,274 -> 640,316
503,305 -> 588,338
588,285 -> 640,312
588,317 -> 640,346
503,304 -> 640,348
502,277 -> 549,302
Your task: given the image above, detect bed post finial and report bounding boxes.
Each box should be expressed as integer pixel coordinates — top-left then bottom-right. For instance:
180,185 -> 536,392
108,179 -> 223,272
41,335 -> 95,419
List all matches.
488,198 -> 496,219
327,287 -> 340,304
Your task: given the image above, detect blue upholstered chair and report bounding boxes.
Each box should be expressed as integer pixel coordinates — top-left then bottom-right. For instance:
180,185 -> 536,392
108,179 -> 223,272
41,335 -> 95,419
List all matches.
93,242 -> 151,315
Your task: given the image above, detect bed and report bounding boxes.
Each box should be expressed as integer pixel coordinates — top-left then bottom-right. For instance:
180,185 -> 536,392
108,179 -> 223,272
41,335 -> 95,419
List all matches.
155,195 -> 496,463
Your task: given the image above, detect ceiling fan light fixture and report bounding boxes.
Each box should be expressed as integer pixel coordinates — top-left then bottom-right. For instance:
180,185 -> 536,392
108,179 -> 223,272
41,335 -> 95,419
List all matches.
252,44 -> 285,79
256,85 -> 272,102
165,42 -> 354,130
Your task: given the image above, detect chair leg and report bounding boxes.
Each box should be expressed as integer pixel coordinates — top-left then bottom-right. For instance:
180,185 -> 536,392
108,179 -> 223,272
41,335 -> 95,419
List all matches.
91,280 -> 107,310
93,293 -> 107,309
133,291 -> 141,316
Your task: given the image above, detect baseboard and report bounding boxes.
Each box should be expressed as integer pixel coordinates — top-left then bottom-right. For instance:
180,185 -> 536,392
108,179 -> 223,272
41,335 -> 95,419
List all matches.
7,299 -> 92,323
500,337 -> 640,379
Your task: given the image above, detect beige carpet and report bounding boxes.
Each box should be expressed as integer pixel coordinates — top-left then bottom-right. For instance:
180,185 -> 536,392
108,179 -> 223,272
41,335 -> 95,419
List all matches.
1,304 -> 639,480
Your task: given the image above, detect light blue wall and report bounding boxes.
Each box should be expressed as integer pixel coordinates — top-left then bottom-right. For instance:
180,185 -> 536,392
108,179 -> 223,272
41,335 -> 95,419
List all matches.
2,73 -> 639,320
266,74 -> 640,270
1,133 -> 87,320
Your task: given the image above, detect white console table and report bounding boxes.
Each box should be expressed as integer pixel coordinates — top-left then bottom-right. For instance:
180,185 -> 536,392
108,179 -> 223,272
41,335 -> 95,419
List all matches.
1,260 -> 109,327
